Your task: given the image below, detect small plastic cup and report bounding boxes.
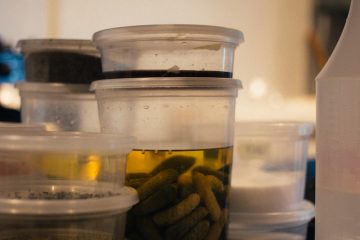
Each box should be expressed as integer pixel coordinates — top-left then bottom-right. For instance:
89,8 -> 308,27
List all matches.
93,24 -> 244,78
91,77 -> 242,239
17,82 -> 99,132
17,39 -> 102,84
230,122 -> 314,214
0,131 -> 137,239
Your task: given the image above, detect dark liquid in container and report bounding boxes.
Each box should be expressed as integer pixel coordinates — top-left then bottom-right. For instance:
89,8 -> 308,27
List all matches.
101,70 -> 233,79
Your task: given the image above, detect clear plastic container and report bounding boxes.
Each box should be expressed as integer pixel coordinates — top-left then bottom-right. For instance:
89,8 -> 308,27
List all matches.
93,24 -> 244,78
91,77 -> 242,240
0,131 -> 137,239
17,39 -> 102,84
230,122 -> 314,214
229,200 -> 314,231
228,219 -> 312,240
17,82 -> 99,132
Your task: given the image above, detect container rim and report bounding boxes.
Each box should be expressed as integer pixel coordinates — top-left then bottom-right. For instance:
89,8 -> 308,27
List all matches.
16,82 -> 91,94
0,131 -> 136,153
93,24 -> 244,46
90,77 -> 242,91
17,39 -> 98,55
0,185 -> 138,216
235,121 -> 314,138
0,122 -> 46,131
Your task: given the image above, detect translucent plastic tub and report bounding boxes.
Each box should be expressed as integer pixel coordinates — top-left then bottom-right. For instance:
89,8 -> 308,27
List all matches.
17,82 -> 99,132
17,39 -> 102,84
228,219 -> 312,240
93,24 -> 244,78
230,122 -> 314,214
91,77 -> 242,239
0,131 -> 137,239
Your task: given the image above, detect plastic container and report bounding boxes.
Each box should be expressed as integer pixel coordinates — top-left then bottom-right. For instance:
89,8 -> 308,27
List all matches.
17,82 -> 100,132
93,24 -> 244,78
91,77 -> 242,239
228,220 -> 312,240
230,122 -> 314,214
229,200 -> 314,231
316,1 -> 360,239
17,39 -> 102,84
0,131 -> 137,239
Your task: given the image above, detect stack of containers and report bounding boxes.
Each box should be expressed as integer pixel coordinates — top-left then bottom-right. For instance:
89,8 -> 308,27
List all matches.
229,122 -> 315,239
91,25 -> 243,239
0,40 -> 140,239
0,130 -> 138,239
16,39 -> 102,132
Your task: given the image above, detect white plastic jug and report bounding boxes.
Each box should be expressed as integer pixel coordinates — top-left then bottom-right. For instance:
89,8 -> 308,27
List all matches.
316,0 -> 360,239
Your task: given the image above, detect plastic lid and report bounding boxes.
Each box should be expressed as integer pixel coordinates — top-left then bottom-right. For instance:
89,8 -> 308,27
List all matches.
0,183 -> 138,216
91,77 -> 242,91
229,200 -> 315,231
17,39 -> 98,56
0,131 -> 135,154
16,82 -> 91,94
93,24 -> 244,46
0,122 -> 46,131
235,122 -> 314,138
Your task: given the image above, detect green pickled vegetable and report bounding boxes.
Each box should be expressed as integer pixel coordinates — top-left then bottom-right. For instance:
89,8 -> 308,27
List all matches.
192,166 -> 228,184
205,209 -> 228,240
137,217 -> 162,240
151,155 -> 196,175
193,172 -> 221,222
126,172 -> 151,180
137,169 -> 179,201
126,177 -> 151,189
153,193 -> 201,226
165,206 -> 209,240
205,175 -> 225,193
182,220 -> 210,240
133,184 -> 177,215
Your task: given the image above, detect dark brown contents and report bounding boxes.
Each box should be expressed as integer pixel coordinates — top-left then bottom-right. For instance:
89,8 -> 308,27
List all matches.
25,51 -> 102,84
101,70 -> 233,79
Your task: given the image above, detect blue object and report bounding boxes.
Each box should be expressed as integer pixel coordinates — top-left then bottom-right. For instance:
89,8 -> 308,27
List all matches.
0,51 -> 25,83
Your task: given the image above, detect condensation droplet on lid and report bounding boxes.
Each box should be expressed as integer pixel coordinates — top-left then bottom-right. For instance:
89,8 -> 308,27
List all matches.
144,105 -> 149,109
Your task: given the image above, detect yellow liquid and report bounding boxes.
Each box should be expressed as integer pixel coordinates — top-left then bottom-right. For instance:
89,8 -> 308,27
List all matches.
126,146 -> 233,175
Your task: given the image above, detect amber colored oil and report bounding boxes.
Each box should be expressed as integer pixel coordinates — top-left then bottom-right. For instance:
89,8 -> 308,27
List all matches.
126,146 -> 233,176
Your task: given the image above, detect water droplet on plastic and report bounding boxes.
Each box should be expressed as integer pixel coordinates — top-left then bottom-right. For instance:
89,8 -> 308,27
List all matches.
144,105 -> 149,109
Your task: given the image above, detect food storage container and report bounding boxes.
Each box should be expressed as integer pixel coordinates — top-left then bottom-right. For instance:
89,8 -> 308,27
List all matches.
93,25 -> 243,78
228,219 -> 313,240
91,77 -> 242,239
230,122 -> 314,214
17,82 -> 99,132
0,131 -> 137,239
17,39 -> 102,84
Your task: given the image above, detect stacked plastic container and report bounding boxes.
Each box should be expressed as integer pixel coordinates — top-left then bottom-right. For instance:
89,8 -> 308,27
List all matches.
0,129 -> 137,239
229,122 -> 315,239
91,24 -> 243,240
16,39 -> 102,132
0,39 -> 139,239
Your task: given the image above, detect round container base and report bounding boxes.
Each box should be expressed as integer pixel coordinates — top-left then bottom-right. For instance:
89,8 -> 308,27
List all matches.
229,200 -> 314,231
